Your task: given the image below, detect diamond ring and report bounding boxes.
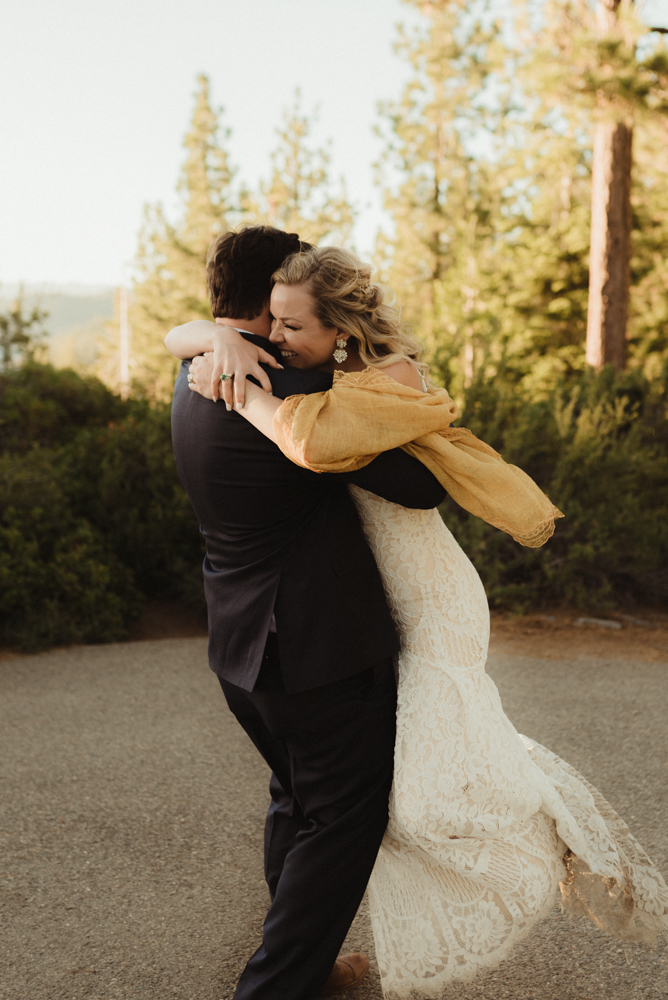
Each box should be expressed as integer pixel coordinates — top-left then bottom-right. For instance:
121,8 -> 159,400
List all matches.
219,373 -> 234,382
187,373 -> 194,383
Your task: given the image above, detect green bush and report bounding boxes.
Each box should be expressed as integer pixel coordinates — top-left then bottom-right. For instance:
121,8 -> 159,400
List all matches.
2,360 -> 667,651
0,362 -> 128,452
0,450 -> 137,649
0,364 -> 205,651
441,363 -> 668,611
62,406 -> 206,602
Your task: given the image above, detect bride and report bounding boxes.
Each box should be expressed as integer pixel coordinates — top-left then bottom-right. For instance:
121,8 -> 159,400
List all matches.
173,246 -> 668,996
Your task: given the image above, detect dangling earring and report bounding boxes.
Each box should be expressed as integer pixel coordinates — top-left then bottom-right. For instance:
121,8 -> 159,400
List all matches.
333,338 -> 348,364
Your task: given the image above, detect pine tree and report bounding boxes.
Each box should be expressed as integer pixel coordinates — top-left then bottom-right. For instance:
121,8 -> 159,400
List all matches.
130,75 -> 235,400
128,83 -> 356,401
0,297 -> 48,370
375,0 -> 524,393
246,92 -> 354,247
379,0 -> 668,394
526,0 -> 668,371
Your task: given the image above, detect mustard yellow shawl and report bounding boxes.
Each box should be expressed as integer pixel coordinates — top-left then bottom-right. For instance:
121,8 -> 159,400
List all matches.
273,368 -> 563,548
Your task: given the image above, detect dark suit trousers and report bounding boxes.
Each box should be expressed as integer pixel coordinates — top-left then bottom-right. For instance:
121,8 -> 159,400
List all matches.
219,634 -> 397,1000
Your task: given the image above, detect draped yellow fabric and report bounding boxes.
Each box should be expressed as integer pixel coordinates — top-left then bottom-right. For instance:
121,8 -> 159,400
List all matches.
273,367 -> 563,548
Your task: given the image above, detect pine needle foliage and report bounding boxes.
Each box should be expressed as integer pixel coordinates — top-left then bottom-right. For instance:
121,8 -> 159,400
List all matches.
378,0 -> 668,395
244,91 -> 355,247
0,297 -> 48,370
131,75 -> 235,400
130,84 -> 354,401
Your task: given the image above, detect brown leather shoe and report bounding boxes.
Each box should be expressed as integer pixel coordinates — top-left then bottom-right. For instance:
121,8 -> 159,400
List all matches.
320,953 -> 370,995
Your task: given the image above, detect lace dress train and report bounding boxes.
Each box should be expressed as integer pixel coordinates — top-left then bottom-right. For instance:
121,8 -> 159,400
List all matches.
349,486 -> 668,998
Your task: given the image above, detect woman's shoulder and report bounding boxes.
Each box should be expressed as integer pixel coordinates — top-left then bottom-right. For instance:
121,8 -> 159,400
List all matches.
380,359 -> 425,392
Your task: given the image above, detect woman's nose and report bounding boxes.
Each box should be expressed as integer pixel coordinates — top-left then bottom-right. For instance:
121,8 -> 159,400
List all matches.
269,325 -> 284,344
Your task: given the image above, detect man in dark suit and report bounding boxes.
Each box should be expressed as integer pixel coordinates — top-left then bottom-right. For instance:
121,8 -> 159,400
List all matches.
169,226 -> 445,1000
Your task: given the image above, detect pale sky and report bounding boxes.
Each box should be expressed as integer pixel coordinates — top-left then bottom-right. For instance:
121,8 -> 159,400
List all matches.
0,0 -> 422,287
2,0 -> 667,288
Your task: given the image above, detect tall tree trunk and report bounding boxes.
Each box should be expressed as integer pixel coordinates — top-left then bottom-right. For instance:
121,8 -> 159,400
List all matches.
585,120 -> 633,371
586,0 -> 633,371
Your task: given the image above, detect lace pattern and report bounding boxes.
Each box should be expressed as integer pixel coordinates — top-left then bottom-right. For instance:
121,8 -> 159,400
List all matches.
348,486 -> 668,997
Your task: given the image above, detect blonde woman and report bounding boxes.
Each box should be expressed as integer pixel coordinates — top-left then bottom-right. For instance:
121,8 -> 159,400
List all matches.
168,246 -> 668,996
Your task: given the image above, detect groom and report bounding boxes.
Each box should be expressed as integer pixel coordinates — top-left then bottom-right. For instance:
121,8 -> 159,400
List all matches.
170,225 -> 445,1000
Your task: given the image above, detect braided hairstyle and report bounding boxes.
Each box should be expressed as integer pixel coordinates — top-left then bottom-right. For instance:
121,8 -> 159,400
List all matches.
272,246 -> 427,375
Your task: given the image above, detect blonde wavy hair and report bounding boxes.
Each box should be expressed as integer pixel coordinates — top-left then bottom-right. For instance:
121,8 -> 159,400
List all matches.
272,247 -> 427,375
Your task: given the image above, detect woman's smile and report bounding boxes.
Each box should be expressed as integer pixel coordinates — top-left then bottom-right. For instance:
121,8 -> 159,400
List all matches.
269,282 -> 352,371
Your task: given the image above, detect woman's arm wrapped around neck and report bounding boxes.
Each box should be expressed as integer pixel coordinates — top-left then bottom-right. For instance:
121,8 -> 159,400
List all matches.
274,368 -> 458,472
272,368 -> 563,548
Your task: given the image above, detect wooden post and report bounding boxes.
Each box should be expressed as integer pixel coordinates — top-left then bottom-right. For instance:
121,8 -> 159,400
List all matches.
119,287 -> 131,399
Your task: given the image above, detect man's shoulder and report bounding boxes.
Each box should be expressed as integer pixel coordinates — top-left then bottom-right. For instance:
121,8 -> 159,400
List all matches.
265,366 -> 333,400
172,356 -> 333,406
171,361 -> 200,421
239,330 -> 282,363
173,359 -> 193,392
173,359 -> 190,393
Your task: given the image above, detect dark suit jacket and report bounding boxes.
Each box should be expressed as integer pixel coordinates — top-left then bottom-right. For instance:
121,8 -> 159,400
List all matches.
171,334 -> 445,692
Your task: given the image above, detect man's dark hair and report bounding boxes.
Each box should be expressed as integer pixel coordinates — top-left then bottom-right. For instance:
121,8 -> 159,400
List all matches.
206,226 -> 314,319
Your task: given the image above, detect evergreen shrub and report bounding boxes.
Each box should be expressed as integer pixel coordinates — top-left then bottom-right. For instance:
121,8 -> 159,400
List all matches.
2,360 -> 667,651
441,364 -> 668,611
0,364 -> 205,651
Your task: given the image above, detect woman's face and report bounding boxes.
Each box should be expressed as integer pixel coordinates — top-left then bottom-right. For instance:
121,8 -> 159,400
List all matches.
269,283 -> 348,371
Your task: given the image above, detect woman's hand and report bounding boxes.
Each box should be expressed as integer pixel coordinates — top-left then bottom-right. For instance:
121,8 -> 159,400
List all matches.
210,322 -> 283,408
188,352 -> 281,438
188,354 -> 217,401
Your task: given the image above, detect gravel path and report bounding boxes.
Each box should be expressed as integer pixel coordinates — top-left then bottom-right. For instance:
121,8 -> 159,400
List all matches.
1,638 -> 666,1000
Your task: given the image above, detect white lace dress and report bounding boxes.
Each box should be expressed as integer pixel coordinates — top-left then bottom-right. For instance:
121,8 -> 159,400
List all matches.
349,486 -> 668,998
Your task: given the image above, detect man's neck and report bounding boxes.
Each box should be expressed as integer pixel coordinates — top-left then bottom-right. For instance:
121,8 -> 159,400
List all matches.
215,314 -> 271,339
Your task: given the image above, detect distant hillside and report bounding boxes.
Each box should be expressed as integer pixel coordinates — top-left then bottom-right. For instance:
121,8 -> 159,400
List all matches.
0,284 -> 116,370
